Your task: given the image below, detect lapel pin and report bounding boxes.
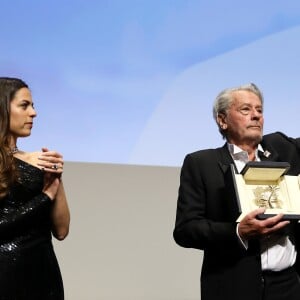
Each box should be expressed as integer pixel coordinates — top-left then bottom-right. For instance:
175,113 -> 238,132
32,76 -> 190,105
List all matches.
263,150 -> 271,158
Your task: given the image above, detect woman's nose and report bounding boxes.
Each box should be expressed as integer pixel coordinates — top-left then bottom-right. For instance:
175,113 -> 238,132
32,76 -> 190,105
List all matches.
30,107 -> 37,117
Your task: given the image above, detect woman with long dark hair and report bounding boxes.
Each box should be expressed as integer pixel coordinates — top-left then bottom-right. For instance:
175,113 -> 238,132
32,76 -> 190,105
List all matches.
0,77 -> 70,299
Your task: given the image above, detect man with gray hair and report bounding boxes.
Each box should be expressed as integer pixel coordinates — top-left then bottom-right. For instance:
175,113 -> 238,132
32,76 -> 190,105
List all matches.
173,83 -> 300,300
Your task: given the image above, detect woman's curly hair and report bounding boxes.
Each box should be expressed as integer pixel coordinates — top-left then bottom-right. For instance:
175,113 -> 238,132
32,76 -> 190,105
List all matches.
0,77 -> 28,198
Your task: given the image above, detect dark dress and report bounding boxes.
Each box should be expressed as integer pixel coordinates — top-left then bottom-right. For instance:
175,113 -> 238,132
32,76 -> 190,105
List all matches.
0,158 -> 64,300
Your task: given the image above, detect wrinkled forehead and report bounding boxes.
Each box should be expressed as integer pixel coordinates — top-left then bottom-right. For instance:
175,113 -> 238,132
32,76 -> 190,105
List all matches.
231,90 -> 263,106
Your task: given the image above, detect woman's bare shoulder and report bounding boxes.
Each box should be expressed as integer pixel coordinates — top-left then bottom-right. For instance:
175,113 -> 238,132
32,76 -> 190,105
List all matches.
14,151 -> 43,168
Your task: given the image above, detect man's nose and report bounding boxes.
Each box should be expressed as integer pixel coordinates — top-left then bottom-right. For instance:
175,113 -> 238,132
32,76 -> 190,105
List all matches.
251,109 -> 262,119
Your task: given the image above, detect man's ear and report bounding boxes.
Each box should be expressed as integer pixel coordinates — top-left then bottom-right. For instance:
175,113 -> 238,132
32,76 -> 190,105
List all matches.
217,113 -> 227,130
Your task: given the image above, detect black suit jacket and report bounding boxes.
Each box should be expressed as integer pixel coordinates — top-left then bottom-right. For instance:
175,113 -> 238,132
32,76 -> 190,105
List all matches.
173,132 -> 300,300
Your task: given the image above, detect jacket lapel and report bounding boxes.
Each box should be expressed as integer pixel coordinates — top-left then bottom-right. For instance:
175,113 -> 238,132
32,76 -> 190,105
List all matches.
217,144 -> 235,174
258,142 -> 279,162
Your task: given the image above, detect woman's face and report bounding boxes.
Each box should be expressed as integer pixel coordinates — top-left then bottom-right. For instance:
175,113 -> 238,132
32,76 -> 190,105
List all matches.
9,87 -> 37,138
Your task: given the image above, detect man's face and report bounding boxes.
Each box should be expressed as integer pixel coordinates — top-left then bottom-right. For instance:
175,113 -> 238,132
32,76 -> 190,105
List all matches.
218,90 -> 264,147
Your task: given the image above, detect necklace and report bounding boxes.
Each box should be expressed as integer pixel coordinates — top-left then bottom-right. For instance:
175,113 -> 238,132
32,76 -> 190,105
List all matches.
10,146 -> 19,154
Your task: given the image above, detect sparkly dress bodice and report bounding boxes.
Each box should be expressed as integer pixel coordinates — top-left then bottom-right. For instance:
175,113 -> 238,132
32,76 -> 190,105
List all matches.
0,158 -> 64,299
0,158 -> 52,252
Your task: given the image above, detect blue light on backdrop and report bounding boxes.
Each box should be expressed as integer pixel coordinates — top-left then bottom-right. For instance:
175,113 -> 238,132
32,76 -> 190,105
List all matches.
1,0 -> 300,166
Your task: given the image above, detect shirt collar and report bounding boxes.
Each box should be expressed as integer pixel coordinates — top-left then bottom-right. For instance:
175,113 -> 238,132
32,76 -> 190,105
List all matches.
227,143 -> 264,161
